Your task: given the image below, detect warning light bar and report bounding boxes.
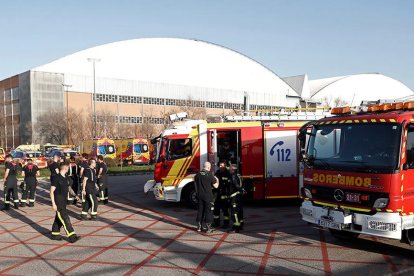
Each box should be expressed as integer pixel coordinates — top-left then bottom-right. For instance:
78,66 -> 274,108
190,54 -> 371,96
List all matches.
331,106 -> 351,115
332,101 -> 414,116
404,101 -> 414,110
392,102 -> 404,110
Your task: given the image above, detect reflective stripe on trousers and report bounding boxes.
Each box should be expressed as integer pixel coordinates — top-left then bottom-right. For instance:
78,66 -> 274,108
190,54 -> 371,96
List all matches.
57,211 -> 75,237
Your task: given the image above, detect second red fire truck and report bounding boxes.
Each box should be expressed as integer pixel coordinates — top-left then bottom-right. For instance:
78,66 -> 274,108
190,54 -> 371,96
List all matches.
299,101 -> 414,245
144,110 -> 328,207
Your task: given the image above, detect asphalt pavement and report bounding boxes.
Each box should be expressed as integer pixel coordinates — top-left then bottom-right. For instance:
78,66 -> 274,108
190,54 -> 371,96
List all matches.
0,175 -> 413,275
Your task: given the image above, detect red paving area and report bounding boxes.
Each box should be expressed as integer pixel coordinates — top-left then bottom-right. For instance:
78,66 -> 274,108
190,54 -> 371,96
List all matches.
1,175 -> 414,275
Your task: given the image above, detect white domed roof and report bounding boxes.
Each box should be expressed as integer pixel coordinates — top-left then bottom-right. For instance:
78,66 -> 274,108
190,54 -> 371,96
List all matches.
34,38 -> 298,96
309,73 -> 414,106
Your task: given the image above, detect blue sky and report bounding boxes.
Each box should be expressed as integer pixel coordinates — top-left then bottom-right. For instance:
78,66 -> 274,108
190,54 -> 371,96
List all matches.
1,1 -> 413,89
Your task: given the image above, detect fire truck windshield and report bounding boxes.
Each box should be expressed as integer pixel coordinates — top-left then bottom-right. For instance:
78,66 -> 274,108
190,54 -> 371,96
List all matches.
307,123 -> 402,173
166,138 -> 192,160
98,145 -> 115,155
134,144 -> 149,154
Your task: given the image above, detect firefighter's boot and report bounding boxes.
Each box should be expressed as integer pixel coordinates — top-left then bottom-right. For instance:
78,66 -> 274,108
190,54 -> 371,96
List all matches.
229,224 -> 241,233
69,235 -> 81,243
80,214 -> 88,221
196,222 -> 202,232
14,202 -> 19,209
51,235 -> 62,241
20,202 -> 26,208
28,202 -> 34,207
205,224 -> 215,234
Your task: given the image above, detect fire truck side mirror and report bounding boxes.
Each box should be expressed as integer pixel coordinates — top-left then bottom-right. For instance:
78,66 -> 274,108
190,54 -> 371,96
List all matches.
298,132 -> 306,150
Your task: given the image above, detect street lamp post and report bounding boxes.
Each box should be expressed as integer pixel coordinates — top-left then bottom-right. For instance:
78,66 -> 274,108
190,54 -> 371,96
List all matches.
62,83 -> 72,144
87,58 -> 101,138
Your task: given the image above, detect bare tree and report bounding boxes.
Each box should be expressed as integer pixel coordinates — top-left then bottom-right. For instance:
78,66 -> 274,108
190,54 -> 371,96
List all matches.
34,110 -> 67,144
66,108 -> 93,145
333,97 -> 348,107
95,109 -> 117,138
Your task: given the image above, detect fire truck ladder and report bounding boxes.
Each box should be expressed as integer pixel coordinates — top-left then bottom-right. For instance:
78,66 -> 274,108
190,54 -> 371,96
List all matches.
224,107 -> 332,122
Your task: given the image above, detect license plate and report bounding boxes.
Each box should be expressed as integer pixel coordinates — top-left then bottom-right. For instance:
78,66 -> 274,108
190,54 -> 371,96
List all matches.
319,219 -> 342,230
346,193 -> 360,203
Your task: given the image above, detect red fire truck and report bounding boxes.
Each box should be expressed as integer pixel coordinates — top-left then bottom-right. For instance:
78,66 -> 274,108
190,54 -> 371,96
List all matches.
299,102 -> 414,245
144,110 -> 329,207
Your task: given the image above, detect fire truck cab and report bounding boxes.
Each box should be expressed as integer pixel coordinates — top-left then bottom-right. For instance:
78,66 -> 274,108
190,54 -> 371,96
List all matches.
299,102 -> 414,245
145,110 -> 329,207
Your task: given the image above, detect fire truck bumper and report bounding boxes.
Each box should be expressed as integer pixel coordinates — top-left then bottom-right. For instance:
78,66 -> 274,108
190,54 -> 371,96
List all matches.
145,182 -> 181,202
144,180 -> 156,195
300,200 -> 403,240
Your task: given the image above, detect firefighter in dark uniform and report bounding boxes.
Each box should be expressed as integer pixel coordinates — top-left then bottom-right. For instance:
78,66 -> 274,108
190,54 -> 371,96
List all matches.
78,153 -> 89,206
2,155 -> 19,210
194,161 -> 218,233
213,160 -> 231,228
50,162 -> 80,243
228,164 -> 245,233
81,159 -> 98,220
96,155 -> 109,205
67,156 -> 79,205
78,153 -> 89,184
49,154 -> 60,184
21,159 -> 40,207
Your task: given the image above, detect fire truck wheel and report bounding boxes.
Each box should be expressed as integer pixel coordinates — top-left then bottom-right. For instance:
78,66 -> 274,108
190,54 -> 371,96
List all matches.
329,229 -> 360,240
182,183 -> 198,209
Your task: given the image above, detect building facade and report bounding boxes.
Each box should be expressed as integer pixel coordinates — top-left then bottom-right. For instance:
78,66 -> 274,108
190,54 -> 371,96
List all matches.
1,38 -> 413,147
0,38 -> 302,146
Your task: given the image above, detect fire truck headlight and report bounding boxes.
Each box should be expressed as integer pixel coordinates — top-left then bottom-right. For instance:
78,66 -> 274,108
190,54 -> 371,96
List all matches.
373,198 -> 389,209
304,188 -> 313,199
301,208 -> 313,217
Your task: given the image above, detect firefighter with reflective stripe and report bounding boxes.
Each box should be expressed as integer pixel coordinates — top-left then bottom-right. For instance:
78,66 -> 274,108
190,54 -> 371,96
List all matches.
81,159 -> 98,220
2,155 -> 19,210
213,160 -> 231,228
78,153 -> 89,181
96,155 -> 109,205
50,162 -> 80,243
49,154 -> 60,184
228,164 -> 245,233
78,153 -> 89,205
21,159 -> 40,207
67,156 -> 79,205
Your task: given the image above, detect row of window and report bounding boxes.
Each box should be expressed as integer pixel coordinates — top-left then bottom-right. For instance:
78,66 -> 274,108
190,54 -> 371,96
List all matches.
119,95 -> 142,104
250,104 -> 275,111
94,115 -> 164,125
94,93 -> 247,110
143,117 -> 165,124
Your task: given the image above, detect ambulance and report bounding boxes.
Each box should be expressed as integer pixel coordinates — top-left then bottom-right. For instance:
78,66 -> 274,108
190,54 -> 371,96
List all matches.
81,137 -> 117,159
299,101 -> 414,245
114,138 -> 150,165
144,110 -> 329,207
0,147 -> 5,163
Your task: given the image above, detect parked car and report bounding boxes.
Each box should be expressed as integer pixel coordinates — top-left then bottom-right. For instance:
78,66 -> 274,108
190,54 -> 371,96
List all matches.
12,150 -> 48,169
46,149 -> 80,160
